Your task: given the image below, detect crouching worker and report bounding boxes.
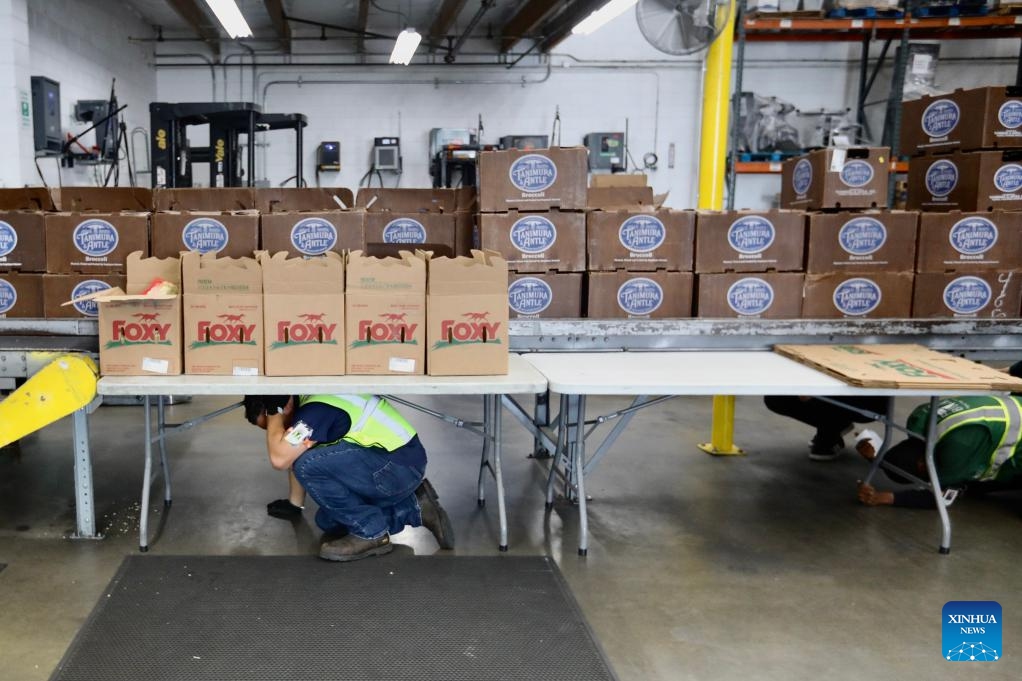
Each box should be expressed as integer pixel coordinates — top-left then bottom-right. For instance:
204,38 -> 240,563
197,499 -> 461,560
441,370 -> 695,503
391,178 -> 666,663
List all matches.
243,394 -> 455,561
856,395 -> 1022,508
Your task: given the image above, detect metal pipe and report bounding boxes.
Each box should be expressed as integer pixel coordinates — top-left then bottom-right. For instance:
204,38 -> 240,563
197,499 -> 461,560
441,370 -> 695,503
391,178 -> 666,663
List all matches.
447,0 -> 496,64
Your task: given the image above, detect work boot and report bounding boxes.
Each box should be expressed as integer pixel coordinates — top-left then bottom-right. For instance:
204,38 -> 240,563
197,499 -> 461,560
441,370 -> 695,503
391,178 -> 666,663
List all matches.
808,432 -> 844,461
416,478 -> 455,549
319,533 -> 392,562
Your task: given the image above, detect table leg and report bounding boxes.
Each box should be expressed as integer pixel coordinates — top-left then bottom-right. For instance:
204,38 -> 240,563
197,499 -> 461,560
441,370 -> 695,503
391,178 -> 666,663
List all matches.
477,395 -> 490,507
71,407 -> 98,539
563,394 -> 583,503
863,396 -> 896,486
492,395 -> 508,552
157,395 -> 172,506
140,395 -> 153,552
546,394 -> 569,508
922,396 -> 952,554
574,395 -> 589,557
533,390 -> 550,458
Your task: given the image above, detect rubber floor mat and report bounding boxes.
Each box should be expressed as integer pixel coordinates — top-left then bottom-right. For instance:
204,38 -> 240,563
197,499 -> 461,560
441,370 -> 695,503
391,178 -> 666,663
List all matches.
50,554 -> 618,681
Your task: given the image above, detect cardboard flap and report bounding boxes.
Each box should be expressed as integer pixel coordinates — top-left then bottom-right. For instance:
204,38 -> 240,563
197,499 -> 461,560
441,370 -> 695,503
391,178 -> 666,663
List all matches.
254,188 -> 355,213
429,249 -> 507,294
587,186 -> 655,210
0,187 -> 57,211
591,174 -> 648,188
355,188 -> 464,213
54,187 -> 152,212
181,251 -> 262,293
259,251 -> 344,293
64,286 -> 127,307
346,249 -> 426,291
154,188 -> 255,212
126,251 -> 181,294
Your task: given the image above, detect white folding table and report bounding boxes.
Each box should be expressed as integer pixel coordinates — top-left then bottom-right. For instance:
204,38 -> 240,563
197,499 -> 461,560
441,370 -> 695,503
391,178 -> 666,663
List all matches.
515,351 -> 1002,556
97,354 -> 548,551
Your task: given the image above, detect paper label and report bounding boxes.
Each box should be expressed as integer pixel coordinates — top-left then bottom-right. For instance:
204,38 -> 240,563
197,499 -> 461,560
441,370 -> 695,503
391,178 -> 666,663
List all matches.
233,366 -> 259,376
142,358 -> 170,375
829,148 -> 847,173
388,357 -> 416,373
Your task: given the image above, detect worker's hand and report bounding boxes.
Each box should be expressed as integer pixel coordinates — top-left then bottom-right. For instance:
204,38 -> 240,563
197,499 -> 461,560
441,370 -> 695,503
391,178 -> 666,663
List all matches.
857,481 -> 894,507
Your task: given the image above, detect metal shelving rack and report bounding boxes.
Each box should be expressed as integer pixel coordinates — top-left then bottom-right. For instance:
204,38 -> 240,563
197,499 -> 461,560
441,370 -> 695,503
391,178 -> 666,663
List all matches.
726,5 -> 1022,207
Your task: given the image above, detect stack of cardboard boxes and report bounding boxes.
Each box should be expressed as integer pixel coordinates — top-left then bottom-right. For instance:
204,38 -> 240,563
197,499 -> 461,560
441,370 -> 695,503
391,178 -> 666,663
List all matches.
152,188 -> 259,259
903,86 -> 1022,316
258,188 -> 363,257
586,175 -> 694,318
0,188 -> 54,318
780,146 -> 913,318
478,147 -> 588,319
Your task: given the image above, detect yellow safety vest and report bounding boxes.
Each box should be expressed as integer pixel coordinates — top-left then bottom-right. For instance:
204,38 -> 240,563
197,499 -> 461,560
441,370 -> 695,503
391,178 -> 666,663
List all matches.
931,396 -> 1022,481
298,394 -> 416,452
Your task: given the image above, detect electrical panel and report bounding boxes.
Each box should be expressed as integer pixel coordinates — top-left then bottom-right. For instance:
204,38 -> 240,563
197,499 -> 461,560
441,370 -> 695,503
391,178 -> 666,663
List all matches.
73,99 -> 116,160
373,137 -> 401,171
317,141 -> 340,171
31,76 -> 62,154
583,132 -> 625,172
499,135 -> 549,151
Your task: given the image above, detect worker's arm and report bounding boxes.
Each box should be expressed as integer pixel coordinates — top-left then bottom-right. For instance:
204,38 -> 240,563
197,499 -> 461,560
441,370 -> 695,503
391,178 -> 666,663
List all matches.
265,413 -> 318,470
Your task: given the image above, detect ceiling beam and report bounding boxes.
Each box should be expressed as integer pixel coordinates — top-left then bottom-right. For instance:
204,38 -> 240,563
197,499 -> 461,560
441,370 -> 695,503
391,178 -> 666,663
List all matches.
165,0 -> 221,59
428,0 -> 468,50
355,0 -> 369,54
537,0 -> 607,53
262,0 -> 291,52
499,0 -> 565,53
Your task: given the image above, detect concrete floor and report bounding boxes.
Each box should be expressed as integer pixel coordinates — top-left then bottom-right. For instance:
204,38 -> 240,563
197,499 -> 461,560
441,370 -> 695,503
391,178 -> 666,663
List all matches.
1,393 -> 1020,680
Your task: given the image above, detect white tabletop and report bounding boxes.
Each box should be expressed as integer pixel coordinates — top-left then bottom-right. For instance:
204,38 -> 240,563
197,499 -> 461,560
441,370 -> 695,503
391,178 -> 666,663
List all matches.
523,351 -> 1003,397
98,354 -> 548,396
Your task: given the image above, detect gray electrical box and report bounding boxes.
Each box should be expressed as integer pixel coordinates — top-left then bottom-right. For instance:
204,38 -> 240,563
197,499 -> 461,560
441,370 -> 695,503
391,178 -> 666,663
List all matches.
31,76 -> 62,154
583,132 -> 625,172
374,137 -> 401,171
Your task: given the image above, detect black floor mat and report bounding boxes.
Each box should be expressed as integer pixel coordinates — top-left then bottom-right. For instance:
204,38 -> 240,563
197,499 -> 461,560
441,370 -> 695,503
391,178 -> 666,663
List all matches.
50,554 -> 618,681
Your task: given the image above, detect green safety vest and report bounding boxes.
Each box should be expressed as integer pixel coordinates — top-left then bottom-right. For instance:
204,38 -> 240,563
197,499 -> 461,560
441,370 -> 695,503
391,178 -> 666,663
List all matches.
298,394 -> 416,452
911,395 -> 1022,482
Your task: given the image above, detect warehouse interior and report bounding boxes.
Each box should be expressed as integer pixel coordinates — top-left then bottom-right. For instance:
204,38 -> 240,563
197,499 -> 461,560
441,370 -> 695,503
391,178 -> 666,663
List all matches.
2,0 -> 1022,679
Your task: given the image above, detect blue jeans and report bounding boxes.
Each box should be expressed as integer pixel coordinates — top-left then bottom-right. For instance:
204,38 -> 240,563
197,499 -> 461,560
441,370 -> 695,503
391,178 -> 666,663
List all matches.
292,440 -> 425,540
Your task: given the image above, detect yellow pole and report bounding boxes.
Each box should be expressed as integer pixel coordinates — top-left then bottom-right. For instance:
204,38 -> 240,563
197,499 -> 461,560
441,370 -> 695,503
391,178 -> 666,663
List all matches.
696,1 -> 744,456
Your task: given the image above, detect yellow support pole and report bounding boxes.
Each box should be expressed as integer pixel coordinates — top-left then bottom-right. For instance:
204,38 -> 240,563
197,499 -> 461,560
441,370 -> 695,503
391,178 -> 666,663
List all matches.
696,1 -> 744,456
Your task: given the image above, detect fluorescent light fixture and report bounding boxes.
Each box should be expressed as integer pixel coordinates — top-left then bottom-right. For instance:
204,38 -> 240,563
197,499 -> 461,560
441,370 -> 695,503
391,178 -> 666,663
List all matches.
572,0 -> 637,36
204,0 -> 253,39
389,28 -> 422,65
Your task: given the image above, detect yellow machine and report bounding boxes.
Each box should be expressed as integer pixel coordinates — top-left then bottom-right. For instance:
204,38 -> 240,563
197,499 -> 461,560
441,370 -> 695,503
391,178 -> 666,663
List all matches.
0,355 -> 99,449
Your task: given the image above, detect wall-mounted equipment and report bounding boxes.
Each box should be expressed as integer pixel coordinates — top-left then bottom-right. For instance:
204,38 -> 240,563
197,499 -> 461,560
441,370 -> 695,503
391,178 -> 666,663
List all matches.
73,100 -> 118,161
584,132 -> 625,172
373,137 -> 401,171
499,135 -> 549,151
317,141 -> 340,171
31,76 -> 62,154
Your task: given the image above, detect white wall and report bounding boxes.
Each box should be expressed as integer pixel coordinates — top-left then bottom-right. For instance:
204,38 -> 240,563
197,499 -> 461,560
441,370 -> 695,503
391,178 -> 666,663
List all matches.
21,0 -> 156,188
154,7 -> 1018,209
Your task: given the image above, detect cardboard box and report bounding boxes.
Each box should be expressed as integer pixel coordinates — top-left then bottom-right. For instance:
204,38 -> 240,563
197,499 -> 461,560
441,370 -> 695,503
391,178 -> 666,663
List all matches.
696,273 -> 804,318
77,252 -> 183,376
181,252 -> 263,375
355,187 -> 475,213
479,210 -> 586,273
43,274 -> 126,318
912,271 -> 1022,319
345,250 -> 427,375
0,189 -> 55,273
901,86 -> 1022,156
695,210 -> 804,273
803,272 -> 914,318
152,210 -> 260,259
507,272 -> 583,318
586,271 -> 693,319
781,147 -> 890,210
154,188 -> 254,212
44,212 -> 149,274
916,211 -> 1022,273
805,211 -> 918,274
261,251 -> 345,377
0,273 -> 44,318
0,187 -> 56,212
261,211 -> 364,257
54,187 -> 151,212
479,147 -> 588,213
906,150 -> 1022,212
427,250 -> 509,376
364,212 -> 457,256
455,211 -> 475,256
255,187 -> 355,213
587,210 -> 694,273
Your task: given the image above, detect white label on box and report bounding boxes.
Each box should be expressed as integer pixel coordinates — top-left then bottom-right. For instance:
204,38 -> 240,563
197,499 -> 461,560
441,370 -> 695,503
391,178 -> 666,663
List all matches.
142,358 -> 170,375
779,19 -> 792,28
851,19 -> 863,28
388,357 -> 416,373
233,366 -> 258,377
830,148 -> 847,172
948,17 -> 960,26
769,162 -> 782,172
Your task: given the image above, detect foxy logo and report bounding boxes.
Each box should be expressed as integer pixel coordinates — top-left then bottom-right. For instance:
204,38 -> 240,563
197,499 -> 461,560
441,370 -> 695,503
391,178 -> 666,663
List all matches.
354,313 -> 418,346
193,313 -> 256,346
111,312 -> 172,345
436,312 -> 502,349
274,312 -> 338,347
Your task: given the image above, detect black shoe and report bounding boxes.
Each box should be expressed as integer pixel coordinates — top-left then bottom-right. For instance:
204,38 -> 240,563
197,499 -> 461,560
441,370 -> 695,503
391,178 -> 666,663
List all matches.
415,478 -> 455,549
319,533 -> 393,562
808,433 -> 844,461
267,499 -> 303,520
